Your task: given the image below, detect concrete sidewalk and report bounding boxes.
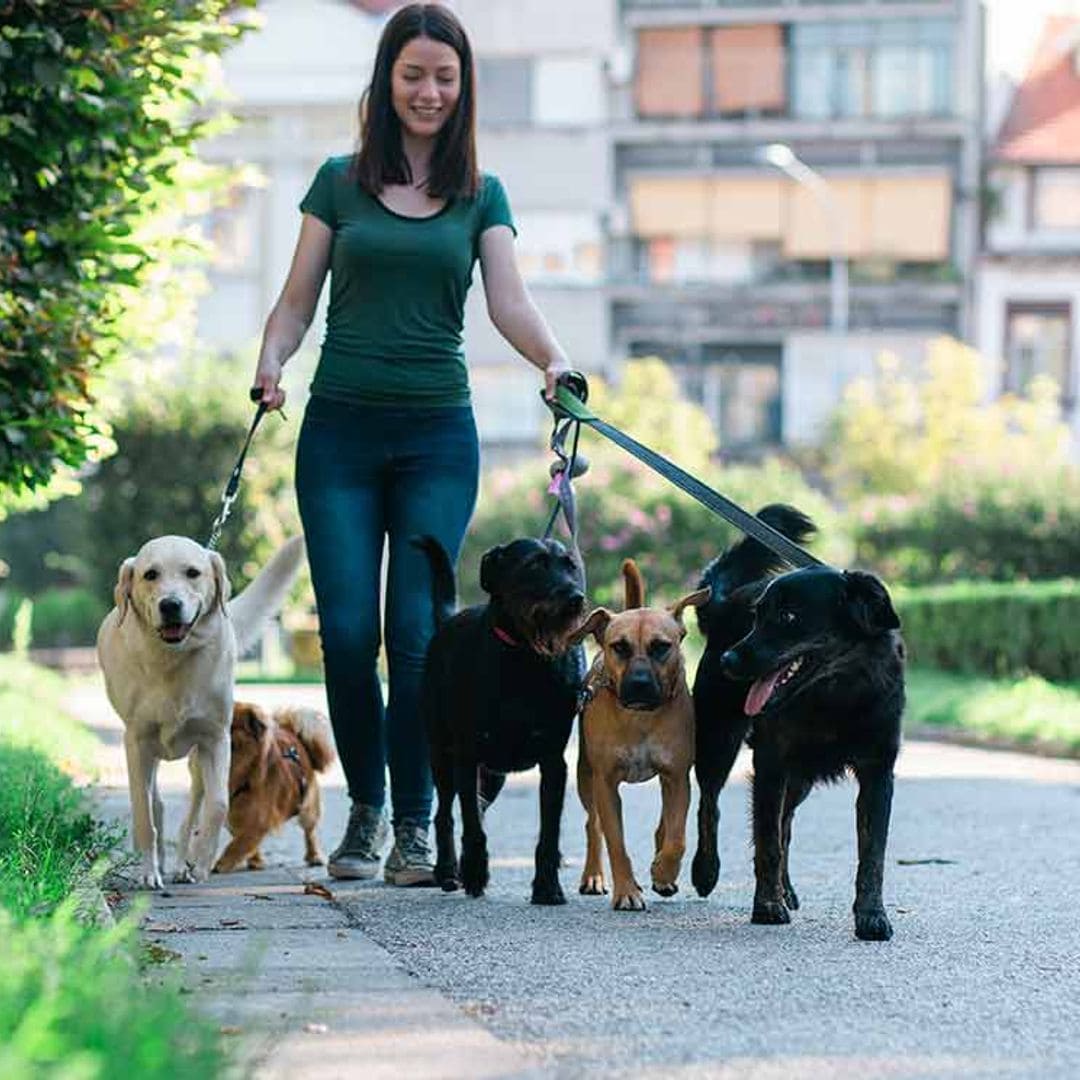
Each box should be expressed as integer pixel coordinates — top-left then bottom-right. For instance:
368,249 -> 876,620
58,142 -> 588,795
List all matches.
79,678 -> 543,1080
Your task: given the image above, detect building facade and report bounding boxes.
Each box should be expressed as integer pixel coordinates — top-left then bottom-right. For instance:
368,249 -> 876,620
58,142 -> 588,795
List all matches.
977,16 -> 1080,442
610,0 -> 984,451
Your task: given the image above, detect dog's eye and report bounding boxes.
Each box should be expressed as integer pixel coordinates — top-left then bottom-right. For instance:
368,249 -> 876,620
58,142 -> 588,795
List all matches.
611,640 -> 633,660
143,568 -> 159,581
185,567 -> 201,579
780,610 -> 798,626
647,640 -> 671,662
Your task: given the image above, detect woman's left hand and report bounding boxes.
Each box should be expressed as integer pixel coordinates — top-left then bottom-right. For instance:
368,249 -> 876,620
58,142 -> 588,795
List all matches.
544,356 -> 572,403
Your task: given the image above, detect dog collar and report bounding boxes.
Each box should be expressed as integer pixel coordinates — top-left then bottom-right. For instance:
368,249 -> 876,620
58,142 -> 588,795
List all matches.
492,624 -> 519,647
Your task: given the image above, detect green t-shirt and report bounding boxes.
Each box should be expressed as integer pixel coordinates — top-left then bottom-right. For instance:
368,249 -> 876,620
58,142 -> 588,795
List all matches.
299,154 -> 515,407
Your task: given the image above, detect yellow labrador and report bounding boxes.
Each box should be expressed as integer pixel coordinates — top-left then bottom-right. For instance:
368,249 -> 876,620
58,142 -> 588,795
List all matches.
97,535 -> 305,888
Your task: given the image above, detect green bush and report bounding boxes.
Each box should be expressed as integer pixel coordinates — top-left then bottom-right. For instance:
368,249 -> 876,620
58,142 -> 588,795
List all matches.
28,587 -> 108,649
897,579 -> 1080,681
0,0 -> 254,504
853,471 -> 1080,584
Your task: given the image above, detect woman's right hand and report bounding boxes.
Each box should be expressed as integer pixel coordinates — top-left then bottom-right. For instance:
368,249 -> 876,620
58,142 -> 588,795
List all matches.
251,356 -> 286,412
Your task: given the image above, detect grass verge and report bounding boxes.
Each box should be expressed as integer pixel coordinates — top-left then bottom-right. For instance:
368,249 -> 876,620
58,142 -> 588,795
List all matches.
0,655 -> 228,1078
905,667 -> 1080,756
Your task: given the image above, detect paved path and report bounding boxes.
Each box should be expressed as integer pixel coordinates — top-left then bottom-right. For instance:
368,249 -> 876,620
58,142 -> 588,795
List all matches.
74,677 -> 1080,1079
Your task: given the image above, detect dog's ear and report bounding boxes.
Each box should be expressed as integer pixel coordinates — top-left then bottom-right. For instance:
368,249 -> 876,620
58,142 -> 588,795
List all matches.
569,607 -> 611,646
621,559 -> 645,609
842,571 -> 900,636
669,586 -> 711,625
479,545 -> 505,594
209,551 -> 231,614
114,558 -> 135,625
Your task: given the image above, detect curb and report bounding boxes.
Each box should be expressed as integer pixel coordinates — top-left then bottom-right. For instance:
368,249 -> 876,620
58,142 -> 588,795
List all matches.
905,723 -> 1079,761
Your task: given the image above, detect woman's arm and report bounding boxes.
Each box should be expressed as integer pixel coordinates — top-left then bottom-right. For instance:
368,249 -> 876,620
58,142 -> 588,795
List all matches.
250,214 -> 333,410
478,225 -> 571,401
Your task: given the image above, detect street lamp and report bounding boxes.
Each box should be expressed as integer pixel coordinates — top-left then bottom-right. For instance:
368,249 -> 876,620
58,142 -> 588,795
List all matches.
757,142 -> 849,334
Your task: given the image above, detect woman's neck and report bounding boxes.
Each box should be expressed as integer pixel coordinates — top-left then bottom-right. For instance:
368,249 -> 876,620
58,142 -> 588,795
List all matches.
401,132 -> 435,188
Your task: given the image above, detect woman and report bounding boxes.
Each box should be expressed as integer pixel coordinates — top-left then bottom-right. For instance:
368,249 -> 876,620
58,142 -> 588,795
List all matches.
250,3 -> 571,885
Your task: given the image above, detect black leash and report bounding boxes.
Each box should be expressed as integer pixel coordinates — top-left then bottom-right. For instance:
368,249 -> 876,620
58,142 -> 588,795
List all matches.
206,388 -> 272,552
544,372 -> 823,570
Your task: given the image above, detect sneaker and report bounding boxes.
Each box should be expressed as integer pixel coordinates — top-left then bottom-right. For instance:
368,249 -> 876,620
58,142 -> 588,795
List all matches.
327,803 -> 389,880
383,822 -> 437,887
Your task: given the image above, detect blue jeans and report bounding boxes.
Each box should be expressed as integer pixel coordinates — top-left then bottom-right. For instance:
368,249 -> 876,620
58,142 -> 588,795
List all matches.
296,394 -> 479,826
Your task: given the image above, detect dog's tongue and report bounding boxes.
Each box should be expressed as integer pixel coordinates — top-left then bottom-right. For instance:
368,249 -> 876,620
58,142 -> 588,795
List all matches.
744,668 -> 783,717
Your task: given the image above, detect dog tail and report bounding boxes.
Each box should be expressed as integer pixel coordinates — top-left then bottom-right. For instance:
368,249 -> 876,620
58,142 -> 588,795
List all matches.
412,535 -> 456,628
227,536 -> 306,656
277,706 -> 337,773
696,504 -> 816,637
621,559 -> 645,609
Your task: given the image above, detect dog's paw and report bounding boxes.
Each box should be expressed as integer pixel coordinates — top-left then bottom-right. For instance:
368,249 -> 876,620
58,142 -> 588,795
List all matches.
854,908 -> 893,942
691,851 -> 719,898
531,878 -> 566,906
751,899 -> 791,925
460,847 -> 489,898
435,860 -> 460,892
612,886 -> 646,912
303,853 -> 322,868
579,872 -> 607,895
173,862 -> 209,885
652,879 -> 678,898
136,869 -> 165,891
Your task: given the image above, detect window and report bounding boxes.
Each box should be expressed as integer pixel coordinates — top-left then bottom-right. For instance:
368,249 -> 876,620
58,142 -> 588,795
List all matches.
476,58 -> 532,126
1032,169 -> 1080,230
1005,303 -> 1072,400
648,345 -> 782,448
791,19 -> 953,120
635,28 -> 705,117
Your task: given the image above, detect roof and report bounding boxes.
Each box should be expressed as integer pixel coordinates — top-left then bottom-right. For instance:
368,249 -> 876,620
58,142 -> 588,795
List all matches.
996,16 -> 1080,165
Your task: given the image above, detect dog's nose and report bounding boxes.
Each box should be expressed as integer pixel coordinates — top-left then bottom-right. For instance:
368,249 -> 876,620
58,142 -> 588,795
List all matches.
620,666 -> 662,708
159,597 -> 183,622
719,649 -> 740,675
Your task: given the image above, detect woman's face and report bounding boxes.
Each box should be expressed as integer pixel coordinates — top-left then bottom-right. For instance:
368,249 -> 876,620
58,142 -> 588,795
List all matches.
391,35 -> 462,142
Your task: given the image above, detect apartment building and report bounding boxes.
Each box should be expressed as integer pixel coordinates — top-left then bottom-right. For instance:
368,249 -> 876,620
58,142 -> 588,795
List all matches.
609,0 -> 984,450
978,16 -> 1080,441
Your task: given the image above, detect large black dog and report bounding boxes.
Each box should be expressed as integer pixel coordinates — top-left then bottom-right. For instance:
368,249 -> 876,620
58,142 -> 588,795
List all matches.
416,535 -> 587,905
692,505 -> 905,941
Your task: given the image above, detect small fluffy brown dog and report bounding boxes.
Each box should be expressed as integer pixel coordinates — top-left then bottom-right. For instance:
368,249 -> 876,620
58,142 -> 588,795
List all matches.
572,561 -> 709,911
212,701 -> 336,873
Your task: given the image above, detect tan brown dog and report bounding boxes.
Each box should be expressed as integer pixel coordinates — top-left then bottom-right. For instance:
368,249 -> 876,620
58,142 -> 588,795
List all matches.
573,561 -> 709,910
212,701 -> 336,873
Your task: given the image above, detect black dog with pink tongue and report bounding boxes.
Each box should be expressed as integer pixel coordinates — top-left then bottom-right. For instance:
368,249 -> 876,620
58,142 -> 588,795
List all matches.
691,506 -> 905,941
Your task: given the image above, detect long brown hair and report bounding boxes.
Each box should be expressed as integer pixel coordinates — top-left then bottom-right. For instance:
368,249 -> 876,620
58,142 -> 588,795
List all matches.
353,3 -> 479,200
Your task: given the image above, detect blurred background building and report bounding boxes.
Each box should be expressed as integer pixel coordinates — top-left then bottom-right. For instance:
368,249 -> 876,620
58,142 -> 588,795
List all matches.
978,15 -> 1080,438
195,0 -> 1080,458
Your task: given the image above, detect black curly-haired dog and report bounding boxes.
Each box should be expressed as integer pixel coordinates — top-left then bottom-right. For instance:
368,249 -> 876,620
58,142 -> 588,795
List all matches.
691,505 -> 904,941
415,535 -> 587,905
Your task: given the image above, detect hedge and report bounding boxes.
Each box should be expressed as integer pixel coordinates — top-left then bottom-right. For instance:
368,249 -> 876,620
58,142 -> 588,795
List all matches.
897,579 -> 1080,681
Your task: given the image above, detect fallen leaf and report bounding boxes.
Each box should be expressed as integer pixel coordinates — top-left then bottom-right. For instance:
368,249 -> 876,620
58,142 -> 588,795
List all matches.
303,882 -> 335,901
219,1025 -> 243,1036
896,858 -> 957,866
336,930 -> 348,939
303,1022 -> 330,1035
219,918 -> 245,928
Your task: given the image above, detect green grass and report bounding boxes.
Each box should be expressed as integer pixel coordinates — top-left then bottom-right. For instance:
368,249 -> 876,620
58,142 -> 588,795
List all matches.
905,666 -> 1080,754
0,654 -> 99,772
0,656 -> 229,1078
